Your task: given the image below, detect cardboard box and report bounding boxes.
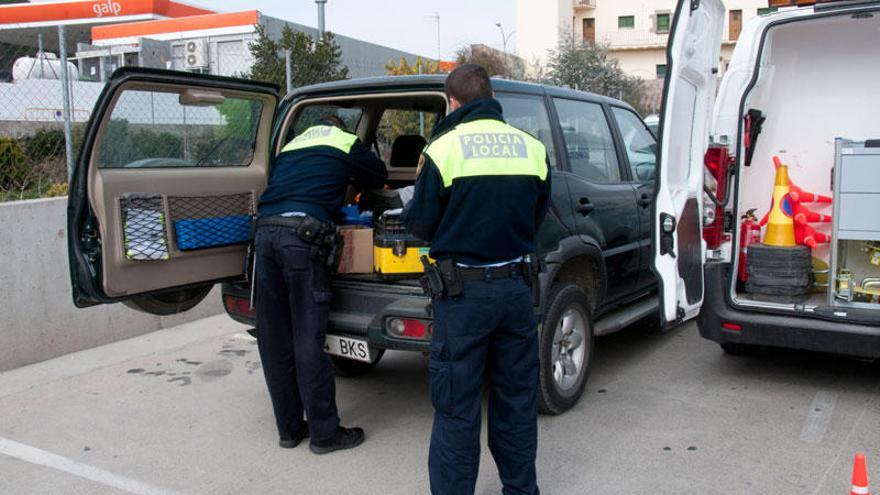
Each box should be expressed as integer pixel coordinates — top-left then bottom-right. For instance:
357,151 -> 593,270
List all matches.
337,226 -> 373,274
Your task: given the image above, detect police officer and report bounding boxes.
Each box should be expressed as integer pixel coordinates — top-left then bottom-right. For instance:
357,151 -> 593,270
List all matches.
404,65 -> 551,494
254,115 -> 387,454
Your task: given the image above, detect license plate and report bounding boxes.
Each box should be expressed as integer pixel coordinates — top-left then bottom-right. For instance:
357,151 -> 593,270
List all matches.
324,335 -> 372,363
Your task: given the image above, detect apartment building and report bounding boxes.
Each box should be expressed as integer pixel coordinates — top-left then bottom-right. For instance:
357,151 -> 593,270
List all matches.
517,0 -> 776,81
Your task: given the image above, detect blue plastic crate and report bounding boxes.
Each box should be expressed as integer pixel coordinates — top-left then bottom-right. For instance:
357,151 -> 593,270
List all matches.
173,215 -> 252,251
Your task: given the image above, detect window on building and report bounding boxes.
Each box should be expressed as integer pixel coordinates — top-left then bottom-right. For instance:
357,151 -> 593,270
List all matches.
582,18 -> 596,43
656,13 -> 670,33
729,9 -> 743,41
618,15 -> 635,29
656,64 -> 667,79
757,7 -> 778,15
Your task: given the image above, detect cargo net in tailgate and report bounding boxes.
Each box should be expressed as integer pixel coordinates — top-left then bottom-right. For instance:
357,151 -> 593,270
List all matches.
169,193 -> 254,251
120,194 -> 169,261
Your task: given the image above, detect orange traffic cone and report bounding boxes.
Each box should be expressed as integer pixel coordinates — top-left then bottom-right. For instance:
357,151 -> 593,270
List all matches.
763,164 -> 796,247
851,453 -> 869,495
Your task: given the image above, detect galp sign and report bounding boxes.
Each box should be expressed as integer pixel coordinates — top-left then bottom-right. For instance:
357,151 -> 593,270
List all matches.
92,0 -> 122,17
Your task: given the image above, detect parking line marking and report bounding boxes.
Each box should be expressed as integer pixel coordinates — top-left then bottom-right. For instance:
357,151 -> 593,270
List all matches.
0,437 -> 179,495
800,391 -> 838,444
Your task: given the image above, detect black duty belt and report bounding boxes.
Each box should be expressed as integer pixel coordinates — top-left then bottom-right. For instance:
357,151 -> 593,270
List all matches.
256,214 -> 339,248
458,263 -> 525,281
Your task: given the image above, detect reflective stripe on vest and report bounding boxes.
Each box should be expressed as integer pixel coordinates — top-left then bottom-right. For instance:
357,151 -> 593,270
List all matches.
281,125 -> 358,154
424,119 -> 548,188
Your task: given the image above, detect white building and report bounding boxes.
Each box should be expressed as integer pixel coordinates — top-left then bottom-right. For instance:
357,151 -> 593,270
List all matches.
517,0 -> 776,81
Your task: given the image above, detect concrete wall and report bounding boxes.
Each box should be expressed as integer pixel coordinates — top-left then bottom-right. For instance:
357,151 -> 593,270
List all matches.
0,198 -> 224,372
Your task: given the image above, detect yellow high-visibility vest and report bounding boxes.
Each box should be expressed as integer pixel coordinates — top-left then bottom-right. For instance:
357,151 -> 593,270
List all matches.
424,119 -> 547,188
281,125 -> 358,154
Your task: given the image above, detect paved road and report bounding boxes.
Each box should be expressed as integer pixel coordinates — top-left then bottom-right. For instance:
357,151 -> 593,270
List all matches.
1,314 -> 879,494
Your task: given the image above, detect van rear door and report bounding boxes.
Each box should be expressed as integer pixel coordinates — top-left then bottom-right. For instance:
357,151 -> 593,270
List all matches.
68,68 -> 278,314
653,0 -> 724,326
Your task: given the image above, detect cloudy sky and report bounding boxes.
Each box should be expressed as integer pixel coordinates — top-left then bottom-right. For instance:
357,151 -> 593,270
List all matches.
184,0 -> 518,60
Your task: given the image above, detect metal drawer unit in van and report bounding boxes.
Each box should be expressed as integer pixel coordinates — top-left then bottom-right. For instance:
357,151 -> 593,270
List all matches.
829,139 -> 880,307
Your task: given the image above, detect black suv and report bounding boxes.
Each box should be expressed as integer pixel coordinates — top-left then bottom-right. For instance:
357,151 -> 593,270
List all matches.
68,68 -> 659,414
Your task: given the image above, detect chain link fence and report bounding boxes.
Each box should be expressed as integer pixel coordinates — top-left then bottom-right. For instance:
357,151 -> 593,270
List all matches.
0,25 -> 392,203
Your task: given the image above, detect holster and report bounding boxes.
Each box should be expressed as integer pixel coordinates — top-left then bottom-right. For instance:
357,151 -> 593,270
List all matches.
437,258 -> 464,298
419,256 -> 445,298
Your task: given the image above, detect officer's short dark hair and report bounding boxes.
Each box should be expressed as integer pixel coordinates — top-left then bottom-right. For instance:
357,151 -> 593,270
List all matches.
320,114 -> 348,131
445,64 -> 492,105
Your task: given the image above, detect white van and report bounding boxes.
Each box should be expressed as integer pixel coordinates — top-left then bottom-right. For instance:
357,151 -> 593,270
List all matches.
655,0 -> 880,356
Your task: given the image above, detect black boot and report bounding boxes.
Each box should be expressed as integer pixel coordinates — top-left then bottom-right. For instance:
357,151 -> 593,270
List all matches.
278,421 -> 309,449
309,426 -> 365,455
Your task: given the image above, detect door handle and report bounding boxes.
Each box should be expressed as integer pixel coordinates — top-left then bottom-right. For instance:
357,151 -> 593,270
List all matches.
638,193 -> 652,208
576,197 -> 594,215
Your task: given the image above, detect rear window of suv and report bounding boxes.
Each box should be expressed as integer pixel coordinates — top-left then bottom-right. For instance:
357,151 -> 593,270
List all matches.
97,88 -> 264,169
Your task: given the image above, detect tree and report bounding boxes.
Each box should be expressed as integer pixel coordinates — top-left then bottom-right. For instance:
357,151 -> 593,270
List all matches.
243,24 -> 349,90
377,57 -> 442,153
385,56 -> 441,77
454,44 -> 526,80
542,35 -> 647,114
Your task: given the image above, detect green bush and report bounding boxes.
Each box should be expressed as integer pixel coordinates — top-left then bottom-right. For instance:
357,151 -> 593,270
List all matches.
132,129 -> 183,160
0,137 -> 31,190
23,128 -> 65,163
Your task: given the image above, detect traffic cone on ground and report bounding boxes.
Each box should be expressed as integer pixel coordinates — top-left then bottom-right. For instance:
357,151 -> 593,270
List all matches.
763,164 -> 797,247
850,453 -> 869,495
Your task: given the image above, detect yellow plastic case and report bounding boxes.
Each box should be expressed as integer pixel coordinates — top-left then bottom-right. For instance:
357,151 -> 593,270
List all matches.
373,244 -> 430,275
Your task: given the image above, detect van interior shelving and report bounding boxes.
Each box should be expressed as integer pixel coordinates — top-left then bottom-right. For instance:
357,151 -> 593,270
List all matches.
726,9 -> 880,316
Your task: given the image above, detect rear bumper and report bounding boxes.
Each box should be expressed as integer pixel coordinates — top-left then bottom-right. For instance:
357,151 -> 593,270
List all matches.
221,280 -> 431,352
698,262 -> 880,359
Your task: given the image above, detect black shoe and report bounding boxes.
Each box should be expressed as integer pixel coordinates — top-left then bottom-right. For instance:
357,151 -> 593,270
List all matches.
278,421 -> 309,449
309,426 -> 365,455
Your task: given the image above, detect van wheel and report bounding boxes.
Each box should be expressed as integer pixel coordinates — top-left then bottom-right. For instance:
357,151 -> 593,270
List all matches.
122,284 -> 213,316
332,350 -> 385,377
720,343 -> 755,356
538,284 -> 594,415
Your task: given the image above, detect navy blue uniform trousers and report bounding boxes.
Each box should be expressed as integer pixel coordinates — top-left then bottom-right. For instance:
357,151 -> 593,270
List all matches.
254,225 -> 340,443
429,277 -> 540,495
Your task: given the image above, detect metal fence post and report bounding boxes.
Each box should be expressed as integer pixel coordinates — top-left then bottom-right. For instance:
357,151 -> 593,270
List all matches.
284,49 -> 293,95
58,25 -> 75,181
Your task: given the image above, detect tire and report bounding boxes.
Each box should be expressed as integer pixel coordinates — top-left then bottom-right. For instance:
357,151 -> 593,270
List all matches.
332,349 -> 385,378
538,284 -> 594,415
122,284 -> 213,316
720,343 -> 756,356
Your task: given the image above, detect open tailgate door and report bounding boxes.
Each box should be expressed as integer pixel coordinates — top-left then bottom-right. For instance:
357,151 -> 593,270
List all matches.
654,0 -> 725,326
68,68 -> 278,314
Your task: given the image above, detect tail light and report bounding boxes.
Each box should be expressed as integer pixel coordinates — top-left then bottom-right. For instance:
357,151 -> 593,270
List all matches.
722,322 -> 742,332
386,318 -> 431,340
224,295 -> 256,319
703,145 -> 734,250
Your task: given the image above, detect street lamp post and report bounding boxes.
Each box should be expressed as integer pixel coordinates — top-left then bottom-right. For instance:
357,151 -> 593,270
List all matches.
316,0 -> 327,40
427,13 -> 441,62
495,22 -> 515,54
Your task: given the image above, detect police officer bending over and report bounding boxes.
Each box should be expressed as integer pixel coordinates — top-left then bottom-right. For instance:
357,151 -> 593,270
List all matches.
255,115 -> 387,454
404,65 -> 551,494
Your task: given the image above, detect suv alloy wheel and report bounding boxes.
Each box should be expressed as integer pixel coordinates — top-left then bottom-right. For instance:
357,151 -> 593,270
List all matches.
538,284 -> 594,414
